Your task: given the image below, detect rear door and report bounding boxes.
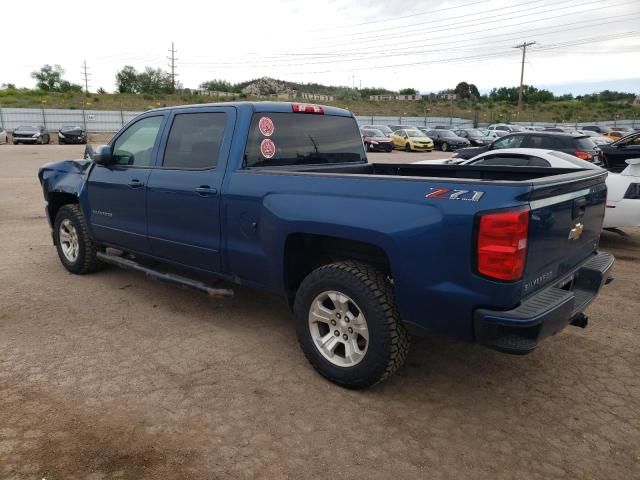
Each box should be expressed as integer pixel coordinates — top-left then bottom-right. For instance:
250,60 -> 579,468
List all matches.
146,106 -> 236,272
522,172 -> 608,296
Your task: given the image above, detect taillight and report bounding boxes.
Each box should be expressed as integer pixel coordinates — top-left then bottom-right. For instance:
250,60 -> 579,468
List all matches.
477,209 -> 530,281
574,151 -> 591,161
624,183 -> 640,199
292,103 -> 324,114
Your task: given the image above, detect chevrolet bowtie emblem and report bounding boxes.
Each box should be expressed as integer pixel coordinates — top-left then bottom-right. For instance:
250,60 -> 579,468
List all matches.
568,223 -> 584,241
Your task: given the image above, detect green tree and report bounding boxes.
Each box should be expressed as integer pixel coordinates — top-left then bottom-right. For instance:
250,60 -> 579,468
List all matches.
97,87 -> 107,94
454,82 -> 481,100
31,64 -> 80,92
199,79 -> 239,92
137,67 -> 173,94
116,65 -> 139,93
399,88 -> 418,95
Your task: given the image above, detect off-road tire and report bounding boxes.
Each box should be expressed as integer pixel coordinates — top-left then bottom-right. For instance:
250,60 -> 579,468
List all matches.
53,204 -> 102,274
294,261 -> 410,389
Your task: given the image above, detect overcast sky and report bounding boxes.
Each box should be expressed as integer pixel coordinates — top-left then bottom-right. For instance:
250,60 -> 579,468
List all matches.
3,0 -> 639,94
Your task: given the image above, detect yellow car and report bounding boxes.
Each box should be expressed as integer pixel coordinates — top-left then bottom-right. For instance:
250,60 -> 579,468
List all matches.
390,129 -> 434,152
603,131 -> 624,141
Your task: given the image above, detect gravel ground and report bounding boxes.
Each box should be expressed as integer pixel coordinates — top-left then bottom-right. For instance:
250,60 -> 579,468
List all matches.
1,145 -> 639,479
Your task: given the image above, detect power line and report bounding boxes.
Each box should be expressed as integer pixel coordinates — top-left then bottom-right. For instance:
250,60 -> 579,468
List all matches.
514,41 -> 536,112
81,60 -> 91,94
167,42 -> 178,93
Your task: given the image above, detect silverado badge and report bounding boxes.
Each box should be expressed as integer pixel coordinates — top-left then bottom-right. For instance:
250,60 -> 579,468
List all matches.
568,223 -> 584,241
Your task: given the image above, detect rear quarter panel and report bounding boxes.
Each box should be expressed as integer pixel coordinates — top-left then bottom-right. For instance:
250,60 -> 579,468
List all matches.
223,169 -> 533,341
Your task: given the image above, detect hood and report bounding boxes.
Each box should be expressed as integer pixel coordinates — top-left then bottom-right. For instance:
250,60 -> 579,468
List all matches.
60,127 -> 85,135
39,159 -> 92,175
15,127 -> 38,134
365,136 -> 392,141
452,145 -> 488,159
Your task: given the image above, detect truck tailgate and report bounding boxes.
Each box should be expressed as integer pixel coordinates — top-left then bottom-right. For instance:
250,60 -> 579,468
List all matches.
522,172 -> 608,297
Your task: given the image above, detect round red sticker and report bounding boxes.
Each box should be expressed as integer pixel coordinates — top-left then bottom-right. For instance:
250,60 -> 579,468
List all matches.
260,139 -> 276,159
258,116 -> 275,137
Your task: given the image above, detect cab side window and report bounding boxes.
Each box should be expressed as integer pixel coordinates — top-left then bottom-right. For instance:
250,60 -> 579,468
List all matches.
112,116 -> 163,166
162,112 -> 227,169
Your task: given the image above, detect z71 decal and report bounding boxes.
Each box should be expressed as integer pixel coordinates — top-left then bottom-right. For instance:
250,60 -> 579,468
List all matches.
425,188 -> 485,202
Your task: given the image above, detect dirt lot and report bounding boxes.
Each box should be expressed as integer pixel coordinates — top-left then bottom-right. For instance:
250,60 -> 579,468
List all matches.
1,145 -> 639,479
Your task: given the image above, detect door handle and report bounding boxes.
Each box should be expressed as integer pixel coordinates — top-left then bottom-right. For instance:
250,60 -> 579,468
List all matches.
195,185 -> 218,196
128,179 -> 144,188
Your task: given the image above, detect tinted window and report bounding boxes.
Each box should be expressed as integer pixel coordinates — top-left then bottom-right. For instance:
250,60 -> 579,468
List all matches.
163,113 -> 226,169
245,113 -> 365,168
526,135 -> 558,149
492,134 -> 525,149
113,116 -> 163,166
471,155 -> 530,167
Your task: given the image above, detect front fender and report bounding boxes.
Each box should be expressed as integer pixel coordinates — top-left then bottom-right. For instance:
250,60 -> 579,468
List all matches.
38,160 -> 92,200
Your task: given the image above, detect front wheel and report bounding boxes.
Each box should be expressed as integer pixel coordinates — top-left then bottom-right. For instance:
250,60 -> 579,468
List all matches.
53,204 -> 102,274
405,143 -> 411,152
294,261 -> 410,389
441,142 -> 449,152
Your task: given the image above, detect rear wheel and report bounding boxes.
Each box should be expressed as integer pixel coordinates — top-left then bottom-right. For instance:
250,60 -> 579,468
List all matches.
53,204 -> 102,274
441,142 -> 449,152
294,261 -> 410,389
405,143 -> 411,152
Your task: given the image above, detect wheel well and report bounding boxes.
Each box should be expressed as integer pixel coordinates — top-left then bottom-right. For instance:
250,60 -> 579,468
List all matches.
46,192 -> 79,224
284,234 -> 391,296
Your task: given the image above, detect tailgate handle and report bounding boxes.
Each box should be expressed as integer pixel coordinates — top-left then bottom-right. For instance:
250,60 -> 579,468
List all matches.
572,197 -> 587,220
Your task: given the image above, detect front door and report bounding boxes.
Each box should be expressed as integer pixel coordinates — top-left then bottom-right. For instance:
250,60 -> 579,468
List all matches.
86,114 -> 165,253
146,107 -> 235,272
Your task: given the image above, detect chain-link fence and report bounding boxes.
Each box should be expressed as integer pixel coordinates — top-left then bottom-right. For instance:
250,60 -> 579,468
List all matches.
0,107 -> 142,133
0,107 -> 637,134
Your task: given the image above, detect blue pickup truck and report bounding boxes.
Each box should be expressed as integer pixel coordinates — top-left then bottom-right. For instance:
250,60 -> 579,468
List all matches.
38,102 -> 614,389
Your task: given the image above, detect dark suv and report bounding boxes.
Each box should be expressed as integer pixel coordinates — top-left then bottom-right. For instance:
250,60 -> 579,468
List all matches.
453,131 -> 602,164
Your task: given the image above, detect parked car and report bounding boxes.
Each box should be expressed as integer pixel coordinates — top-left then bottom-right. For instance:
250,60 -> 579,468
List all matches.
543,127 -> 576,133
577,129 -> 613,146
389,128 -> 434,151
611,127 -> 634,134
483,130 -> 509,139
581,125 -> 613,134
58,126 -> 87,144
453,128 -> 494,146
452,131 -> 602,164
13,125 -> 50,145
487,123 -> 525,133
37,101 -> 613,388
602,131 -> 624,141
0,128 -> 8,144
360,128 -> 393,152
361,125 -> 393,137
414,148 -> 640,230
600,130 -> 640,172
420,129 -> 470,151
388,124 -> 414,133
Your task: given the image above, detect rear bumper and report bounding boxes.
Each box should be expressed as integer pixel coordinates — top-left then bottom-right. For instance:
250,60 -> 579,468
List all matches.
474,251 -> 614,354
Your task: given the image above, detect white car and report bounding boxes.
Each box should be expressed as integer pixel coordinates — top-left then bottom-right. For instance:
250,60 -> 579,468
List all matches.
0,128 -> 8,144
414,148 -> 640,230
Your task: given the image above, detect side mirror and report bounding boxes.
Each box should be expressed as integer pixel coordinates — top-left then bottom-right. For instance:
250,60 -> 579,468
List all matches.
92,145 -> 113,165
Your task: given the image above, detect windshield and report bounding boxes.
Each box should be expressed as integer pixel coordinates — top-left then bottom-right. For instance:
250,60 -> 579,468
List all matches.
245,113 -> 366,167
62,125 -> 82,129
406,130 -> 424,137
364,129 -> 384,137
16,125 -> 35,130
440,130 -> 458,138
465,129 -> 485,137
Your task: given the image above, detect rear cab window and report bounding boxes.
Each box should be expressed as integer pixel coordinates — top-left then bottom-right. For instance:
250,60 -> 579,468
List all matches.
244,113 -> 366,168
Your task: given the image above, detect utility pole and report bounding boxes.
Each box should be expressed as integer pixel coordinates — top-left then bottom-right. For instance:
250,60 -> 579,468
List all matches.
81,60 -> 91,94
514,41 -> 535,113
167,42 -> 178,93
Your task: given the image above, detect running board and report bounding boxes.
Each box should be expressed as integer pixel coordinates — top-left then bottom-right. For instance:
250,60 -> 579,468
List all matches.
96,252 -> 234,297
